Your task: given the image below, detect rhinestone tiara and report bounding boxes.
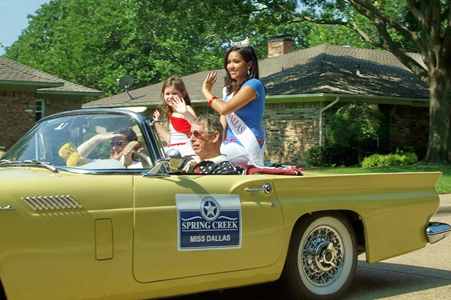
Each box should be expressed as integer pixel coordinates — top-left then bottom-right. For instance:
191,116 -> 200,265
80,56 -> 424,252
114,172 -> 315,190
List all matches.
230,37 -> 250,47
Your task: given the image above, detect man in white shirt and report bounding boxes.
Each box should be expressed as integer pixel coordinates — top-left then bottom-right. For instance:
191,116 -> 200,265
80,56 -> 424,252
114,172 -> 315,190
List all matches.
182,114 -> 241,174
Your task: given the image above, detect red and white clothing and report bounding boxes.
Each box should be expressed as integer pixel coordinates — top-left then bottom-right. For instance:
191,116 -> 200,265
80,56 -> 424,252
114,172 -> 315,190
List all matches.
166,116 -> 194,156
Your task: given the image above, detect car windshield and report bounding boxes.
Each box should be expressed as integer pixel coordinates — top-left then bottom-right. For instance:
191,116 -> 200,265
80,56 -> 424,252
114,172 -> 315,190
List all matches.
1,111 -> 153,170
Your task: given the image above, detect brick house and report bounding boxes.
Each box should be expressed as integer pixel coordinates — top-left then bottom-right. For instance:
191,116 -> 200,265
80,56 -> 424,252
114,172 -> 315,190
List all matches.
84,40 -> 430,165
0,57 -> 104,150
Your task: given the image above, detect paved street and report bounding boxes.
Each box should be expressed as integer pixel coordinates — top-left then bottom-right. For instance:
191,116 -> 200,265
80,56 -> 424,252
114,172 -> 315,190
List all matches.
344,211 -> 451,299
171,196 -> 451,300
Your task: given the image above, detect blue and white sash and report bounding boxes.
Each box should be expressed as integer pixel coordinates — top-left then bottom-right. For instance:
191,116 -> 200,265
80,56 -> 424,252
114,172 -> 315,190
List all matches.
223,89 -> 264,166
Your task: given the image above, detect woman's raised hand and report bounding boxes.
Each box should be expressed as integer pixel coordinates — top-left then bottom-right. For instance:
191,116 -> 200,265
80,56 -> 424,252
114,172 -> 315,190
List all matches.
203,72 -> 218,92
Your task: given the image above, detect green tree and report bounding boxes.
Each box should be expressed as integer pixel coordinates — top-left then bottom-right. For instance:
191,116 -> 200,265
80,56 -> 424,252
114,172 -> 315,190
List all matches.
5,0 -> 254,94
256,0 -> 451,164
5,0 -> 311,96
326,102 -> 387,163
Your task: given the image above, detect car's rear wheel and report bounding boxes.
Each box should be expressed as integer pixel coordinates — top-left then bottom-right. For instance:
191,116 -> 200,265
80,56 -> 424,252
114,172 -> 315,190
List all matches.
280,212 -> 357,300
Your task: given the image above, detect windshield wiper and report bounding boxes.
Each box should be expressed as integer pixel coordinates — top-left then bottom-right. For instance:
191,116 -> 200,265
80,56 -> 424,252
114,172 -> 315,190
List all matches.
22,159 -> 59,173
0,159 -> 17,166
1,158 -> 58,173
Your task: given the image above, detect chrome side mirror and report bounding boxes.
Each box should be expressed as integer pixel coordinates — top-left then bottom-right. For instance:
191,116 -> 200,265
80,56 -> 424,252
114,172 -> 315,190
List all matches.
166,148 -> 184,170
145,148 -> 184,176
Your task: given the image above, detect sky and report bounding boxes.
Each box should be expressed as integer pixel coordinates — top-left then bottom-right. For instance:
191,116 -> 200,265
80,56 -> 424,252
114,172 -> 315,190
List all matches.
0,0 -> 49,56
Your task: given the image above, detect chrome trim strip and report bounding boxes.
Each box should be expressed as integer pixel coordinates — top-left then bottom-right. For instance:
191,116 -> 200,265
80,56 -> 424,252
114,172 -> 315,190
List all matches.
0,205 -> 15,210
21,195 -> 83,211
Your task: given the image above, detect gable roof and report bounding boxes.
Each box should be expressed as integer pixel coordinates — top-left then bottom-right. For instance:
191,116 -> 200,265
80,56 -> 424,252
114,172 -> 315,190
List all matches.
260,44 -> 428,98
83,69 -> 227,109
0,56 -> 104,96
84,44 -> 429,108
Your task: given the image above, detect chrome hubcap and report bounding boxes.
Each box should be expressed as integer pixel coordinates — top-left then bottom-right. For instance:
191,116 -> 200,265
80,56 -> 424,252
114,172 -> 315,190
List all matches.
302,225 -> 344,286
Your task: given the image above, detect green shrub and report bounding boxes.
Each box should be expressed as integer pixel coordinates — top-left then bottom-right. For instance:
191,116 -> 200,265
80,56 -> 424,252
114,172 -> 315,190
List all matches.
362,151 -> 418,168
306,146 -> 329,167
326,101 -> 387,163
306,145 -> 358,167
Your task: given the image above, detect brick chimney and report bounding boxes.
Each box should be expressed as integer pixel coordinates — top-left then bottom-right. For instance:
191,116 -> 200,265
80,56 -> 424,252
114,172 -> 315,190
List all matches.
267,35 -> 294,58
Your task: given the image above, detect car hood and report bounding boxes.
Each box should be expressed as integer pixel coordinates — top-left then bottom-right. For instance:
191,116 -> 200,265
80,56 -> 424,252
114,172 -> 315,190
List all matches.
0,166 -> 68,179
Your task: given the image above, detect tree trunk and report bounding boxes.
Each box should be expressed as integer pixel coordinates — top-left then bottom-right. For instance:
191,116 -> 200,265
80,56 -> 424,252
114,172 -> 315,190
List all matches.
423,68 -> 451,164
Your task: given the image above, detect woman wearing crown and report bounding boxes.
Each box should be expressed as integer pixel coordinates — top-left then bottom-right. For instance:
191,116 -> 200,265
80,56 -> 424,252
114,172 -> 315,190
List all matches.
202,39 -> 266,167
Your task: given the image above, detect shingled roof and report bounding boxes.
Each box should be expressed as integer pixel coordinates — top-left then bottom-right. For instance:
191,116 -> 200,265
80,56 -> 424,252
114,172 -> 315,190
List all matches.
84,44 -> 429,108
83,69 -> 227,109
260,44 -> 428,98
0,56 -> 103,96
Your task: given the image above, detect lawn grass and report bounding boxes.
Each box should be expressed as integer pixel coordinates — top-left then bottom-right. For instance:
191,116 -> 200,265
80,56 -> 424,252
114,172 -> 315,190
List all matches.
307,164 -> 451,194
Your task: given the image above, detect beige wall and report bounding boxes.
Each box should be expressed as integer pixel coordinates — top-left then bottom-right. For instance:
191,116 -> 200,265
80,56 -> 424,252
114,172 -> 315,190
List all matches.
264,102 -> 323,165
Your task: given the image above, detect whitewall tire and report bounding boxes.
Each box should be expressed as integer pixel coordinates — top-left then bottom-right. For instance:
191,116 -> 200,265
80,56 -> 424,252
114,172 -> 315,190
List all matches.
280,212 -> 357,300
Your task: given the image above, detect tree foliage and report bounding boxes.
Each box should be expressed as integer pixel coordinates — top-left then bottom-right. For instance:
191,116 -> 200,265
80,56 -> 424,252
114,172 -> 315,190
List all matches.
256,0 -> 451,164
326,102 -> 387,163
7,0 -> 222,93
5,0 -> 310,95
5,0 -> 451,164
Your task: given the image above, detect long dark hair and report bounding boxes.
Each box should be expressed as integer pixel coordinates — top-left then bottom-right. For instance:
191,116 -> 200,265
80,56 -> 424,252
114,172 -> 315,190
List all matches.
159,75 -> 192,121
223,46 -> 260,95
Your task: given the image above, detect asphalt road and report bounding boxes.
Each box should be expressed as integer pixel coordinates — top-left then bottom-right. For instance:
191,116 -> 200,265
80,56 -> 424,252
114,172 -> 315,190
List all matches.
170,211 -> 451,300
344,212 -> 451,300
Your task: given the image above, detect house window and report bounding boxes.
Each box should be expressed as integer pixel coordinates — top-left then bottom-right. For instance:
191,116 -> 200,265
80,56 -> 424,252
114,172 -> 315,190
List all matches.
36,99 -> 45,121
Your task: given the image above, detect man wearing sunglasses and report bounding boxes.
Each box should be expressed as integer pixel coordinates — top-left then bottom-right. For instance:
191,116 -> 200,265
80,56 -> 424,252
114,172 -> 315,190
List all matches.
182,114 -> 241,174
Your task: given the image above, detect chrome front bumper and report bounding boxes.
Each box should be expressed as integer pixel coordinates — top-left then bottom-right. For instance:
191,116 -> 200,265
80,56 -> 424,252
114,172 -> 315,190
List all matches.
426,222 -> 451,244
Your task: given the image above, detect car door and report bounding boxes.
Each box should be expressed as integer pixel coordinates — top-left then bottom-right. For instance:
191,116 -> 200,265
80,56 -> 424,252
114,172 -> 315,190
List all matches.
2,171 -> 134,300
132,174 -> 285,282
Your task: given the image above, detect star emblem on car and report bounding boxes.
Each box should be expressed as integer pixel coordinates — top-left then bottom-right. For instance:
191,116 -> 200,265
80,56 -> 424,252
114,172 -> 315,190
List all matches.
203,201 -> 217,218
200,197 -> 220,221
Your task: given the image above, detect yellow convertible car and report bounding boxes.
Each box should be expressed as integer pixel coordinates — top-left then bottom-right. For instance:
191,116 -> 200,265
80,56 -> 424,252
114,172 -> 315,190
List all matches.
0,109 -> 450,300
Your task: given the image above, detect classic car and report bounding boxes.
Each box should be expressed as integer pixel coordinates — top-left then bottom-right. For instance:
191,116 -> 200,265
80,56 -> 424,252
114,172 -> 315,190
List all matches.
0,108 -> 450,300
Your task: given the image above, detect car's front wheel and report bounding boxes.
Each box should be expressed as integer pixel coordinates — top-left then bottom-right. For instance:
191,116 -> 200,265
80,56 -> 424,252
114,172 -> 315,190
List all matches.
280,212 -> 357,300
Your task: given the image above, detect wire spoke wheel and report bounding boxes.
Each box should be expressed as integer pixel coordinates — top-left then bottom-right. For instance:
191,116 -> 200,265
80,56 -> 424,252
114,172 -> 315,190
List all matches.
280,212 -> 357,300
302,225 -> 344,286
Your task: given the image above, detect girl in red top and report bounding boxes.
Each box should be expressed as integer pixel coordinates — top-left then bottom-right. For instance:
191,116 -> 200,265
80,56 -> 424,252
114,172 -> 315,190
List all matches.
153,75 -> 197,156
